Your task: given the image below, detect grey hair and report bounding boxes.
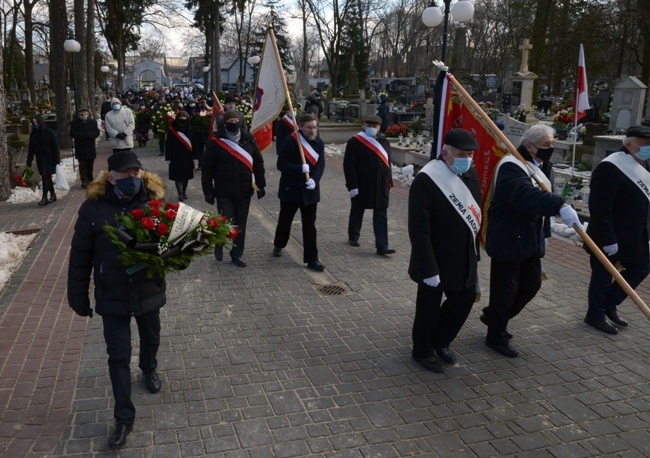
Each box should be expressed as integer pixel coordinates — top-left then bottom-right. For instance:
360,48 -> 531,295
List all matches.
520,124 -> 555,147
622,137 -> 635,147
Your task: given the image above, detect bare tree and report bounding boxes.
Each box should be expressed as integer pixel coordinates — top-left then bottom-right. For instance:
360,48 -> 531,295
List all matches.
0,9 -> 9,201
50,0 -> 71,148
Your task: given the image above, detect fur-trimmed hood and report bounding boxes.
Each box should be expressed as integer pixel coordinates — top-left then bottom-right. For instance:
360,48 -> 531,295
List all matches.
86,170 -> 165,201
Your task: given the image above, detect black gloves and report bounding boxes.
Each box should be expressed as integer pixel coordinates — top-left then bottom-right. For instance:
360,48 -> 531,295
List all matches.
204,194 -> 215,205
116,132 -> 127,140
257,188 -> 266,200
73,306 -> 93,318
26,163 -> 32,168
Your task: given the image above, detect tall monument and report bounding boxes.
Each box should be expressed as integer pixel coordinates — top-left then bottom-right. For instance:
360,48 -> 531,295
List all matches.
512,38 -> 537,117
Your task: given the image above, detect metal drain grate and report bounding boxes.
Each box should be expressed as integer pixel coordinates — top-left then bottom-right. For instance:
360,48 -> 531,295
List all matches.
315,284 -> 349,296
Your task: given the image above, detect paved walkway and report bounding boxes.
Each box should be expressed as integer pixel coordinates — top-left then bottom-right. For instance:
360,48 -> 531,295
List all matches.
1,136 -> 650,457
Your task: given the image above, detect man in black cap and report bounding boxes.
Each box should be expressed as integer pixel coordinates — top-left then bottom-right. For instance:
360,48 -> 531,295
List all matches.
69,108 -> 100,188
344,115 -> 395,255
408,128 -> 482,372
482,125 -> 582,358
67,151 -> 167,448
583,125 -> 650,334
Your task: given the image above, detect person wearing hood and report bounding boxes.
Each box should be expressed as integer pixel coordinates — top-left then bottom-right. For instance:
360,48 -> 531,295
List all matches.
70,108 -> 101,188
216,95 -> 247,131
202,109 -> 266,268
481,124 -> 582,358
67,152 -> 167,448
165,110 -> 197,202
104,98 -> 135,153
27,114 -> 60,206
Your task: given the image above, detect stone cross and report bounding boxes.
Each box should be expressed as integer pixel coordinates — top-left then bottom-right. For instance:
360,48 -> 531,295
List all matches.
519,38 -> 533,73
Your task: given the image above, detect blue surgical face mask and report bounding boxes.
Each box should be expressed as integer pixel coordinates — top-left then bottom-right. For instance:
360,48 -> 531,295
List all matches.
451,157 -> 472,174
113,176 -> 142,198
112,104 -> 121,111
365,127 -> 378,138
636,145 -> 650,161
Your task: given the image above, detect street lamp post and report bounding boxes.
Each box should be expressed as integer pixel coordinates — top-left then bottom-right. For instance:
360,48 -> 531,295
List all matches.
112,70 -> 118,93
202,66 -> 210,92
421,0 -> 474,63
63,37 -> 81,116
101,65 -> 110,98
247,55 -> 260,95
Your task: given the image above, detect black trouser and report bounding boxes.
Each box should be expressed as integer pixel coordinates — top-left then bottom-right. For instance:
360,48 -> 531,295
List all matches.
78,159 -> 94,185
41,172 -> 54,197
273,201 -> 318,263
484,257 -> 541,344
102,310 -> 161,425
412,284 -> 475,358
348,199 -> 389,250
174,180 -> 188,198
158,133 -> 166,155
216,196 -> 251,259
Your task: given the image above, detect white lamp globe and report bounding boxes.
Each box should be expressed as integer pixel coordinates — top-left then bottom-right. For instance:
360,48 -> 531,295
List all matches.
101,65 -> 110,73
247,55 -> 260,66
63,39 -> 81,53
421,6 -> 443,28
202,66 -> 210,73
451,0 -> 475,22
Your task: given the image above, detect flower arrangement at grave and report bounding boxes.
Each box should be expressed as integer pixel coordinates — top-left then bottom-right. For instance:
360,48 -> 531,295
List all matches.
151,103 -> 175,134
552,107 -> 574,128
385,123 -> 409,138
191,109 -> 212,133
104,200 -> 238,278
14,166 -> 34,188
513,105 -> 529,121
236,101 -> 253,129
407,99 -> 425,112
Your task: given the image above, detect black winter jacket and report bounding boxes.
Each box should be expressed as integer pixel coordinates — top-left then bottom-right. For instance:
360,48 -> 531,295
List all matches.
277,132 -> 325,206
201,128 -> 266,200
165,120 -> 197,182
343,133 -> 393,209
27,127 -> 60,175
67,171 -> 167,317
69,118 -> 100,160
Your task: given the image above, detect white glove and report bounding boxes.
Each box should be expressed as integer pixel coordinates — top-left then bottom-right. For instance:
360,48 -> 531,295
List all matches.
166,160 -> 171,164
193,160 -> 199,168
423,275 -> 440,287
603,243 -> 619,256
349,188 -> 359,198
305,178 -> 316,190
302,163 -> 310,173
559,205 -> 583,231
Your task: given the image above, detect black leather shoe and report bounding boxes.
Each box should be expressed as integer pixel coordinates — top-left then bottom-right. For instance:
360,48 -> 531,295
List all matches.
48,192 -> 57,203
348,239 -> 360,247
485,339 -> 519,358
272,246 -> 282,257
606,311 -> 628,327
214,247 -> 223,262
435,347 -> 457,364
584,317 -> 618,335
231,257 -> 247,268
412,355 -> 444,373
38,197 -> 48,206
479,314 -> 513,339
144,370 -> 161,393
377,248 -> 396,256
108,423 -> 133,448
307,261 -> 325,272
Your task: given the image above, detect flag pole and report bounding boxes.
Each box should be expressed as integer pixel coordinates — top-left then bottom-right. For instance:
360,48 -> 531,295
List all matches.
267,26 -> 310,181
435,63 -> 650,321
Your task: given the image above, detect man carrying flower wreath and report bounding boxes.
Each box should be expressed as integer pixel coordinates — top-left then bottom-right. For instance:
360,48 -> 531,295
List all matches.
67,152 -> 167,449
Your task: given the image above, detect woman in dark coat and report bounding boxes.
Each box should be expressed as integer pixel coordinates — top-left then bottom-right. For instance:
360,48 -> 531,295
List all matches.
27,114 -> 60,206
69,108 -> 100,188
165,110 -> 196,201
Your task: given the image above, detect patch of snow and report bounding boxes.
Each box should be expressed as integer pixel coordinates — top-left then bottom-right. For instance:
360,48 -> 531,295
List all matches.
6,156 -> 78,204
0,232 -> 37,293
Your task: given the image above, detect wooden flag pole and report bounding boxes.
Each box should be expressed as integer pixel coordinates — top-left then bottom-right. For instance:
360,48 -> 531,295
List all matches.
266,26 -> 310,181
437,64 -> 650,321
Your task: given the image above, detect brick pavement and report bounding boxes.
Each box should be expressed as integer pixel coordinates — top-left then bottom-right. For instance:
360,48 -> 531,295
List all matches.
1,136 -> 649,457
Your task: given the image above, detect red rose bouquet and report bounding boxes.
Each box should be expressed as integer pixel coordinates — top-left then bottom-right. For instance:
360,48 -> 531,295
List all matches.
104,200 -> 237,278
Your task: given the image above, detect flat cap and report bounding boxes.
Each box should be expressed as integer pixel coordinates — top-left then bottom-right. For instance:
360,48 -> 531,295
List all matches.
365,115 -> 383,126
223,109 -> 240,122
444,128 -> 479,151
224,95 -> 237,104
108,152 -> 143,172
626,125 -> 650,139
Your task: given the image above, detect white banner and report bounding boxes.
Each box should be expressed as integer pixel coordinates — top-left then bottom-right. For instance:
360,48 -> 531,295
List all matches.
167,202 -> 205,246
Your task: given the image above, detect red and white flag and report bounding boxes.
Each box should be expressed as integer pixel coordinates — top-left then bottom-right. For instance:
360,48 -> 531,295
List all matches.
575,44 -> 590,124
250,29 -> 287,153
209,91 -> 225,140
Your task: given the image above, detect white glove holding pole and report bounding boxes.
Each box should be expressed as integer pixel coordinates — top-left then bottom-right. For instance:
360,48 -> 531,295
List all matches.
603,243 -> 619,256
305,178 -> 316,190
423,275 -> 440,287
559,205 -> 583,231
302,164 -> 310,173
193,159 -> 199,168
349,188 -> 359,198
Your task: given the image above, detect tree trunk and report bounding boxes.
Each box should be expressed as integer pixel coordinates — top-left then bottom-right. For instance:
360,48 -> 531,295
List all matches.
50,0 -> 71,148
0,15 -> 10,201
529,0 -> 553,102
87,0 -> 96,115
74,0 -> 90,113
213,2 -> 221,92
24,0 -> 36,103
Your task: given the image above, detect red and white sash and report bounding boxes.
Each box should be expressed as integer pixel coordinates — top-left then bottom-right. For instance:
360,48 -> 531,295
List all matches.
354,131 -> 390,169
293,132 -> 320,166
214,138 -> 256,185
169,126 -> 192,152
282,114 -> 294,129
602,151 -> 650,203
420,160 -> 481,253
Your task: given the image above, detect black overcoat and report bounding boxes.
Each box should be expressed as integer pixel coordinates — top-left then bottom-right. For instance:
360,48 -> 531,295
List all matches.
408,161 -> 482,290
165,120 -> 196,181
27,127 -> 60,175
69,118 -> 100,160
343,133 -> 393,209
277,133 -> 325,206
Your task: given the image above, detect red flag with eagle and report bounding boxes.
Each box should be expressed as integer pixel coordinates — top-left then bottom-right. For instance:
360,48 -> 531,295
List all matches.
433,70 -> 509,243
250,29 -> 287,153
